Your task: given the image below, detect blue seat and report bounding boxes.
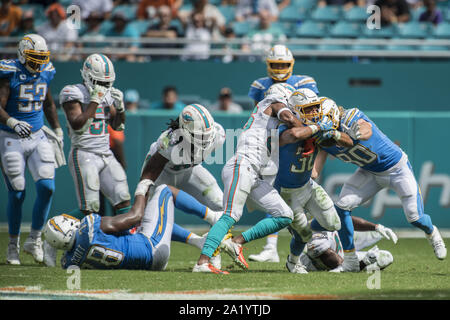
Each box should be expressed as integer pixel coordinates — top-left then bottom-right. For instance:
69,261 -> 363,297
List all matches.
111,4 -> 137,20
311,5 -> 342,23
296,21 -> 328,38
279,5 -> 307,22
291,0 -> 316,11
362,25 -> 396,38
344,6 -> 368,22
218,5 -> 236,24
411,7 -> 426,21
329,21 -> 362,38
129,21 -> 151,35
396,22 -> 430,38
232,21 -> 253,37
433,22 -> 450,38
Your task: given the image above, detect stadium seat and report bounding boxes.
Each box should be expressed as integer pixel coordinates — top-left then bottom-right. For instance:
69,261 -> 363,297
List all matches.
344,6 -> 368,22
311,5 -> 342,23
99,20 -> 114,34
295,21 -> 328,38
279,5 -> 307,22
129,21 -> 151,35
291,0 -> 316,11
329,21 -> 362,38
218,5 -> 236,24
362,25 -> 396,38
232,21 -> 254,37
396,22 -> 431,38
111,4 -> 137,20
411,7 -> 426,21
433,22 -> 450,38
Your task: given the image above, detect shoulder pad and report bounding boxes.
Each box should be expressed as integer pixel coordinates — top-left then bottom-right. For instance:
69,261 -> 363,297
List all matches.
59,84 -> 86,104
250,79 -> 267,90
341,108 -> 361,127
0,60 -> 19,77
294,75 -> 317,88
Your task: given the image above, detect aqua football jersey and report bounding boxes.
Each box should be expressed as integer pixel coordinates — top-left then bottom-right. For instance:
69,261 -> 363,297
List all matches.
0,59 -> 55,133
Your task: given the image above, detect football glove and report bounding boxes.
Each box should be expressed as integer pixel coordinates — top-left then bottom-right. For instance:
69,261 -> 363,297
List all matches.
342,121 -> 361,140
89,84 -> 108,105
54,127 -> 64,148
375,224 -> 398,244
322,129 -> 341,141
317,116 -> 334,131
110,87 -> 125,113
7,117 -> 32,138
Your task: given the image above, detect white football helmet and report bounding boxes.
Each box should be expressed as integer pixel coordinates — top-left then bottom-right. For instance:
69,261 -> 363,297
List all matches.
179,104 -> 216,151
266,44 -> 295,81
288,88 -> 321,125
81,53 -> 115,92
265,82 -> 295,100
43,214 -> 80,250
319,97 -> 341,129
17,34 -> 50,73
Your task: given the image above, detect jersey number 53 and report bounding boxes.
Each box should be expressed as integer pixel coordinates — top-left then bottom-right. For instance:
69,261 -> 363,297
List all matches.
18,83 -> 47,112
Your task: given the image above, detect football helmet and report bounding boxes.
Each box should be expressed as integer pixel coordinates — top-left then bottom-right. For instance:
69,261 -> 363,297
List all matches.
43,214 -> 80,250
81,53 -> 115,92
265,82 -> 295,100
179,104 -> 216,151
17,34 -> 50,73
319,97 -> 341,129
288,88 -> 321,125
266,44 -> 295,81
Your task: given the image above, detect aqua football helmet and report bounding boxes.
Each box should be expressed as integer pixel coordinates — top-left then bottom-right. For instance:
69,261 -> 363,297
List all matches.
18,34 -> 50,73
266,44 -> 295,81
81,53 -> 115,92
43,214 -> 80,250
179,104 -> 216,151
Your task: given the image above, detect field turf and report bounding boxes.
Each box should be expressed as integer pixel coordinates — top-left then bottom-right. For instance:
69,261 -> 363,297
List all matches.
0,230 -> 449,300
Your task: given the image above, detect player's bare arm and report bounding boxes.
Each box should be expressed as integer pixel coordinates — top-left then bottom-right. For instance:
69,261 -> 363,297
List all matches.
107,103 -> 126,131
279,126 -> 316,147
43,88 -> 62,130
0,78 -> 11,125
335,130 -> 354,148
357,119 -> 372,140
352,216 -> 377,231
311,149 -> 328,180
62,100 -> 99,131
140,151 -> 169,182
266,102 -> 303,127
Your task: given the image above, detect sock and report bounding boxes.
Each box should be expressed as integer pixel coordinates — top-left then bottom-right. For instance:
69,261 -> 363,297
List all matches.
187,233 -> 205,250
7,189 -> 26,236
311,218 -> 327,232
242,216 -> 292,243
171,223 -> 193,243
289,227 -> 306,256
288,253 -> 300,264
67,208 -> 87,220
174,190 -> 208,221
31,179 -> 55,231
264,213 -> 279,248
335,206 -> 355,251
201,214 -> 235,258
9,235 -> 19,246
411,214 -> 434,235
29,228 -> 42,240
115,205 -> 131,215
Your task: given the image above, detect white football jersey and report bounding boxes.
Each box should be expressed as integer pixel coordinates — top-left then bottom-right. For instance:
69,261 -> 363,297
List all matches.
236,94 -> 288,174
303,231 -> 344,271
60,84 -> 114,155
145,122 -> 225,173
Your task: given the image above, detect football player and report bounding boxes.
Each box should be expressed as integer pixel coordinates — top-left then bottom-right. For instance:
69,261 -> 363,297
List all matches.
44,181 -> 220,270
292,216 -> 396,273
248,44 -> 320,263
59,54 -> 130,220
192,84 -> 333,274
0,34 -> 64,265
311,99 -> 447,271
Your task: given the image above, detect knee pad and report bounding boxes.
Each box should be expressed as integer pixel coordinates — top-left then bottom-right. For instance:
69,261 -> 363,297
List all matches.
37,141 -> 55,163
87,200 -> 100,213
321,208 -> 342,231
38,164 -> 55,180
291,212 -> 312,242
3,152 -> 25,190
85,165 -> 100,191
306,232 -> 331,259
312,184 -> 334,210
114,183 -> 131,203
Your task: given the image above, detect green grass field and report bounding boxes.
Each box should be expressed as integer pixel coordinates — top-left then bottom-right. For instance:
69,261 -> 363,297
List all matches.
0,230 -> 449,300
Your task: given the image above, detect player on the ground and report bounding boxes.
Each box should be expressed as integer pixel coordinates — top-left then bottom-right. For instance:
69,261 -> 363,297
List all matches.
44,180 -> 218,270
311,99 -> 447,271
192,84 -> 333,274
290,216 -> 396,273
248,44 -> 320,263
0,34 -> 64,265
140,104 -> 226,267
59,54 -> 131,221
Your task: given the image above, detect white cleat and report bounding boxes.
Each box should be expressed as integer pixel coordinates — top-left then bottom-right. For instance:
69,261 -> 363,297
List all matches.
43,240 -> 57,267
286,256 -> 308,274
220,238 -> 249,269
362,245 -> 380,266
6,243 -> 21,265
427,226 -> 447,260
376,250 -> 394,270
248,245 -> 280,263
192,263 -> 229,274
210,253 -> 222,270
23,236 -> 44,263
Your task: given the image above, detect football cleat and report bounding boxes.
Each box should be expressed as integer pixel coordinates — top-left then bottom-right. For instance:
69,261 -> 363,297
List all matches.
192,263 -> 229,274
210,253 -> 222,270
285,255 -> 308,274
43,240 -> 57,267
427,226 -> 447,260
362,245 -> 380,267
220,238 -> 249,270
376,249 -> 394,270
23,236 -> 44,263
248,245 -> 280,263
6,243 -> 21,265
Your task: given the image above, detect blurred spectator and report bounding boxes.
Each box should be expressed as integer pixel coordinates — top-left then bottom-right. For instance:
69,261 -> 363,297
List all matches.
235,0 -> 279,22
374,0 -> 411,26
150,86 -> 185,111
102,11 -> 140,61
179,0 -> 226,39
318,0 -> 365,10
221,0 -> 238,4
242,10 -> 286,53
419,0 -> 443,25
210,87 -> 243,113
141,4 -> 182,59
79,12 -> 106,49
222,26 -> 238,63
0,0 -> 22,36
181,11 -> 212,60
125,89 -> 140,113
72,0 -> 114,20
36,3 -> 78,60
137,0 -> 183,20
277,0 -> 292,12
11,9 -> 34,37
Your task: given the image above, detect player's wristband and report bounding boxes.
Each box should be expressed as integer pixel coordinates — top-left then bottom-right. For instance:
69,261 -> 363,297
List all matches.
277,107 -> 292,121
6,117 -> 18,129
308,125 -> 319,135
134,179 -> 154,197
